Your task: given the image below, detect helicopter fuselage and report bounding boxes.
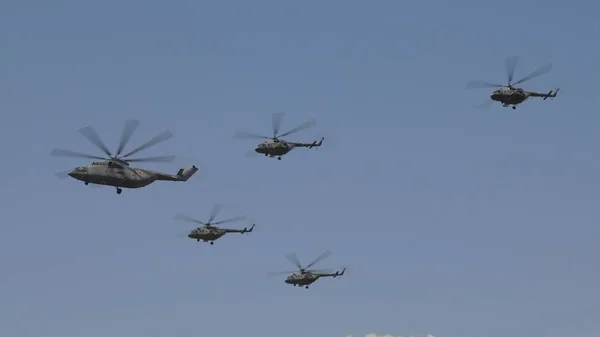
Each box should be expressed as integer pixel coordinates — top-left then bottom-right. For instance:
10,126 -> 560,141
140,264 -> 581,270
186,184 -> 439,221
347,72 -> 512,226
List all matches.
255,140 -> 294,157
285,272 -> 320,286
490,87 -> 528,105
188,227 -> 227,242
67,161 -> 198,189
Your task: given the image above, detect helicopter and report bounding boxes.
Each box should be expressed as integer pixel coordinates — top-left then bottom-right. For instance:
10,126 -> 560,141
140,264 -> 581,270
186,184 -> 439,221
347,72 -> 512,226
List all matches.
51,119 -> 198,194
174,204 -> 255,245
268,250 -> 346,289
466,56 -> 559,110
234,112 -> 324,160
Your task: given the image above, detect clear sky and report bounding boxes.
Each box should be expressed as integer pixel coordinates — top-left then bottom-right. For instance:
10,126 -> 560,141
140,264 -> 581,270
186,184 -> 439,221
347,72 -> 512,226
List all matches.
1,1 -> 599,337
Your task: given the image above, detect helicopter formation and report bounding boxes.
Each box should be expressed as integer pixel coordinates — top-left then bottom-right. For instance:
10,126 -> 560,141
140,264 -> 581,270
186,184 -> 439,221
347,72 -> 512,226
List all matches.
48,56 -> 558,289
50,115 -> 343,288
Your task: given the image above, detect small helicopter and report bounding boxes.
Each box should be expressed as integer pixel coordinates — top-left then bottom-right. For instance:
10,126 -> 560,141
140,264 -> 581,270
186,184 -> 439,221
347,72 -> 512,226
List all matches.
234,112 -> 324,160
51,119 -> 198,194
174,204 -> 255,245
466,56 -> 559,110
268,250 -> 346,289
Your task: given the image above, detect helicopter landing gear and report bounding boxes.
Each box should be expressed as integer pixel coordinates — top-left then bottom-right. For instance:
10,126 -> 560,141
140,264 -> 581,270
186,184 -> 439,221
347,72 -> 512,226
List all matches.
197,239 -> 200,242
210,241 -> 214,245
116,188 -> 122,194
84,182 -> 89,185
277,157 -> 281,160
305,286 -> 309,289
512,106 -> 516,110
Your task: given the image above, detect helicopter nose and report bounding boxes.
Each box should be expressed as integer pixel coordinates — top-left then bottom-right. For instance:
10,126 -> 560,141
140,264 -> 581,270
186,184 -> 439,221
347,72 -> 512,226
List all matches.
68,170 -> 80,179
187,233 -> 193,238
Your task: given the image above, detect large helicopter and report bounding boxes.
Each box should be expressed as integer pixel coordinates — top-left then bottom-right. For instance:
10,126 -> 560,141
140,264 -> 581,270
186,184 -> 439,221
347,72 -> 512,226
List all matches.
466,56 -> 559,110
174,204 -> 255,245
268,250 -> 345,289
234,112 -> 324,160
51,119 -> 198,194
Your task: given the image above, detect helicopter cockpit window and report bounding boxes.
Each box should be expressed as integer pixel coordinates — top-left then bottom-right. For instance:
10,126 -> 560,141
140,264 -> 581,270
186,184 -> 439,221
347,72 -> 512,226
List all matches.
76,166 -> 87,171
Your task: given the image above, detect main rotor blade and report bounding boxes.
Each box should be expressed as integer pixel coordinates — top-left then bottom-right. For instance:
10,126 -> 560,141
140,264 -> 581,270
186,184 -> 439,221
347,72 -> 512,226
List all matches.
174,214 -> 204,224
465,81 -> 503,89
233,131 -> 270,140
213,215 -> 247,225
121,130 -> 173,158
278,119 -> 316,138
78,125 -> 113,158
284,253 -> 303,270
115,119 -> 140,157
505,56 -> 519,85
208,204 -> 223,223
512,63 -> 552,86
304,250 -> 332,270
267,270 -> 297,277
125,155 -> 176,163
50,148 -> 107,160
305,268 -> 333,274
272,112 -> 285,137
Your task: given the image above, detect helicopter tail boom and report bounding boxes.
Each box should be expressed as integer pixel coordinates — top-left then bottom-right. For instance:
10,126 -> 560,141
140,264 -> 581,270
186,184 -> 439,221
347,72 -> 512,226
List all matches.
155,165 -> 198,181
293,137 -> 324,148
224,224 -> 255,234
528,88 -> 559,100
176,165 -> 198,181
309,137 -> 324,149
242,224 -> 255,233
334,268 -> 346,277
543,88 -> 559,100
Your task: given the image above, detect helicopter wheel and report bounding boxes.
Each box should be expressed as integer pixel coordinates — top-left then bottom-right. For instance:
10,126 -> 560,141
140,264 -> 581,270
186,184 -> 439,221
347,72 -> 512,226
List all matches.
197,239 -> 200,242
512,106 -> 516,110
116,188 -> 122,194
210,241 -> 214,245
278,157 -> 281,160
84,182 -> 89,185
305,286 -> 309,289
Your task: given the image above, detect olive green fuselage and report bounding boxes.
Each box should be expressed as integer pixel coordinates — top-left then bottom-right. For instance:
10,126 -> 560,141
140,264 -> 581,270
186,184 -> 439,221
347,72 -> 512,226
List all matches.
67,162 -> 197,189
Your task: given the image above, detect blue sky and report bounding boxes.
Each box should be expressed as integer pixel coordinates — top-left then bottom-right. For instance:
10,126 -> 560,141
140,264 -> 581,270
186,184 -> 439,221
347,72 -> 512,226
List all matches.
1,0 -> 599,336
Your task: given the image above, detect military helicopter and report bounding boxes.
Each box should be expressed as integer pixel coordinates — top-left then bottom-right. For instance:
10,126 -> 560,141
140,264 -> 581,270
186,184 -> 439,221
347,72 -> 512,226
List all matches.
51,119 -> 198,194
268,250 -> 346,289
234,112 -> 324,160
174,204 -> 255,245
466,56 -> 559,110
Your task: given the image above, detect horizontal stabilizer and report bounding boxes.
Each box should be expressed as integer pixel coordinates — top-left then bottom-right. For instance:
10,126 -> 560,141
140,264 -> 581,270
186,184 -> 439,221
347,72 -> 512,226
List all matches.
177,165 -> 198,181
